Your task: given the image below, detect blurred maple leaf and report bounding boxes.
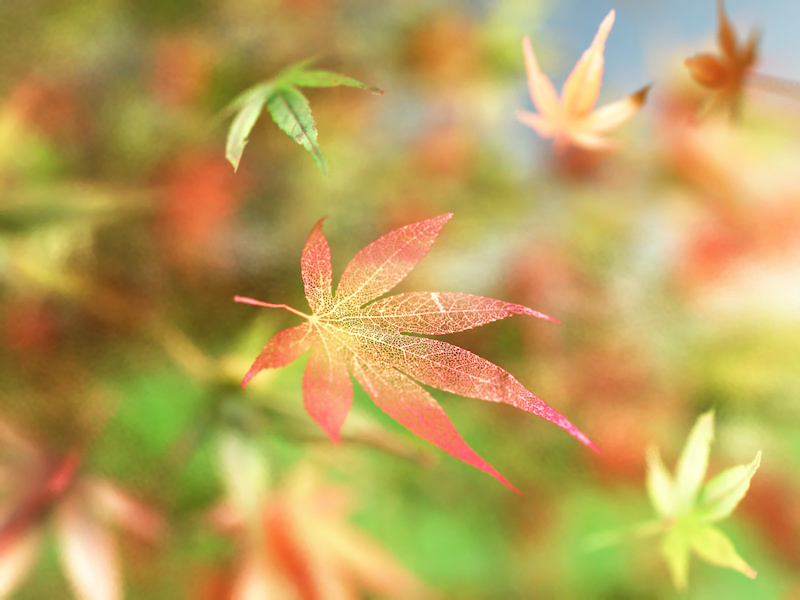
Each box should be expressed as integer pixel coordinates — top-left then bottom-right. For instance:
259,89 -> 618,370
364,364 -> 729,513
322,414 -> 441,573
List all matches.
684,0 -> 758,116
235,214 -> 596,492
0,420 -> 164,600
516,10 -> 649,152
646,411 -> 761,589
207,432 -> 429,600
157,151 -> 243,274
588,411 -> 761,589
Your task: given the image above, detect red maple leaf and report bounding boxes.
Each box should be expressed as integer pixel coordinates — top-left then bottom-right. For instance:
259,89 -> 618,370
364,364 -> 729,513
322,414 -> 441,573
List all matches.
235,214 -> 596,492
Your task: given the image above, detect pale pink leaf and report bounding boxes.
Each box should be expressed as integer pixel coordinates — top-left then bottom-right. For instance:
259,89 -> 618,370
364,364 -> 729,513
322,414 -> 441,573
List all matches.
318,522 -> 428,599
215,432 -> 269,521
518,10 -> 647,152
302,219 -> 334,313
516,109 -> 558,139
583,85 -> 650,134
303,345 -> 353,442
54,495 -> 121,600
521,36 -> 560,118
353,361 -> 518,492
360,291 -> 557,334
569,131 -> 619,152
335,214 -> 452,308
242,323 -> 313,386
0,421 -> 40,461
276,466 -> 429,600
0,526 -> 42,598
231,551 -> 294,600
562,10 -> 615,116
84,478 -> 164,543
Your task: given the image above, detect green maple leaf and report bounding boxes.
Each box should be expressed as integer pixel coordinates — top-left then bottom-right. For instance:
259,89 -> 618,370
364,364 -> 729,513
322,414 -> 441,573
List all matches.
646,411 -> 761,589
222,59 -> 383,173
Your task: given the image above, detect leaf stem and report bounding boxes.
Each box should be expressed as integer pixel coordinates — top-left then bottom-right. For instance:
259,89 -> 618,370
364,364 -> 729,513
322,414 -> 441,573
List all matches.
583,519 -> 667,552
146,317 -> 218,381
234,295 -> 309,320
747,72 -> 800,101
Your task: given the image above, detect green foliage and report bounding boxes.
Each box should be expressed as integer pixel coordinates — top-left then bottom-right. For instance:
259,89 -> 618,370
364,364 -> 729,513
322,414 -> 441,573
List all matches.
645,411 -> 761,589
223,59 -> 382,173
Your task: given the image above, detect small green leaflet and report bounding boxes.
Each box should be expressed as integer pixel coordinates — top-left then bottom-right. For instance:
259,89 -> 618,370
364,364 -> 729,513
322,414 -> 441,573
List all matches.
223,60 -> 383,173
645,410 -> 761,589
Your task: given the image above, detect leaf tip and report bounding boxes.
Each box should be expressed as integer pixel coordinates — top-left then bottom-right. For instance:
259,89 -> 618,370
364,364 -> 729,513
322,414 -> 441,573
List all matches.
226,153 -> 241,172
635,83 -> 653,105
571,426 -> 600,454
495,472 -> 522,495
521,307 -> 560,324
315,153 -> 330,176
751,450 -> 763,472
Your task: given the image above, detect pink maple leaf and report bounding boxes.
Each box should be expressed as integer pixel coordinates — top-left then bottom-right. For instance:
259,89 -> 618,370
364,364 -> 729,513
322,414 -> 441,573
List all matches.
206,437 -> 429,600
235,213 -> 597,492
517,10 -> 649,153
0,420 -> 164,600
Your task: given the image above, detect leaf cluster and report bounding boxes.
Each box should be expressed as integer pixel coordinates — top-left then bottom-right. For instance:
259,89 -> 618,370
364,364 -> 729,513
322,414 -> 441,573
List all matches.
223,59 -> 383,173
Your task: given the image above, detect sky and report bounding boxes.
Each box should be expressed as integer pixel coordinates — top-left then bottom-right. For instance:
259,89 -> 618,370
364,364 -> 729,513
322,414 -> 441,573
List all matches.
545,0 -> 800,89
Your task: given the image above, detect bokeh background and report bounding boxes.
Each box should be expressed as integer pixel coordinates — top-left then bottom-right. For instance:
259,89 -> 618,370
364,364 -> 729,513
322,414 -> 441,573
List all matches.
2,0 -> 800,598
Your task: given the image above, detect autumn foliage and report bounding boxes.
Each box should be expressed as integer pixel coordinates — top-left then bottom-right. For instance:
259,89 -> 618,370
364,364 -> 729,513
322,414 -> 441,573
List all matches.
3,0 -> 800,598
517,10 -> 649,152
236,214 -> 594,492
684,0 -> 758,115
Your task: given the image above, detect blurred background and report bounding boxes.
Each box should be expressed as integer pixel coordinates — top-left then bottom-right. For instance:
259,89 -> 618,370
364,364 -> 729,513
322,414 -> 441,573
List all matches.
1,0 -> 799,598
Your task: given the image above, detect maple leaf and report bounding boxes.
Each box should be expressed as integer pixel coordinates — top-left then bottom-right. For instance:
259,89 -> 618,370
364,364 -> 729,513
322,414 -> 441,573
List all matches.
646,411 -> 761,589
586,411 -> 761,589
684,0 -> 758,116
206,433 -> 429,600
223,58 -> 383,173
235,214 -> 596,492
516,10 -> 649,152
0,419 -> 164,600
